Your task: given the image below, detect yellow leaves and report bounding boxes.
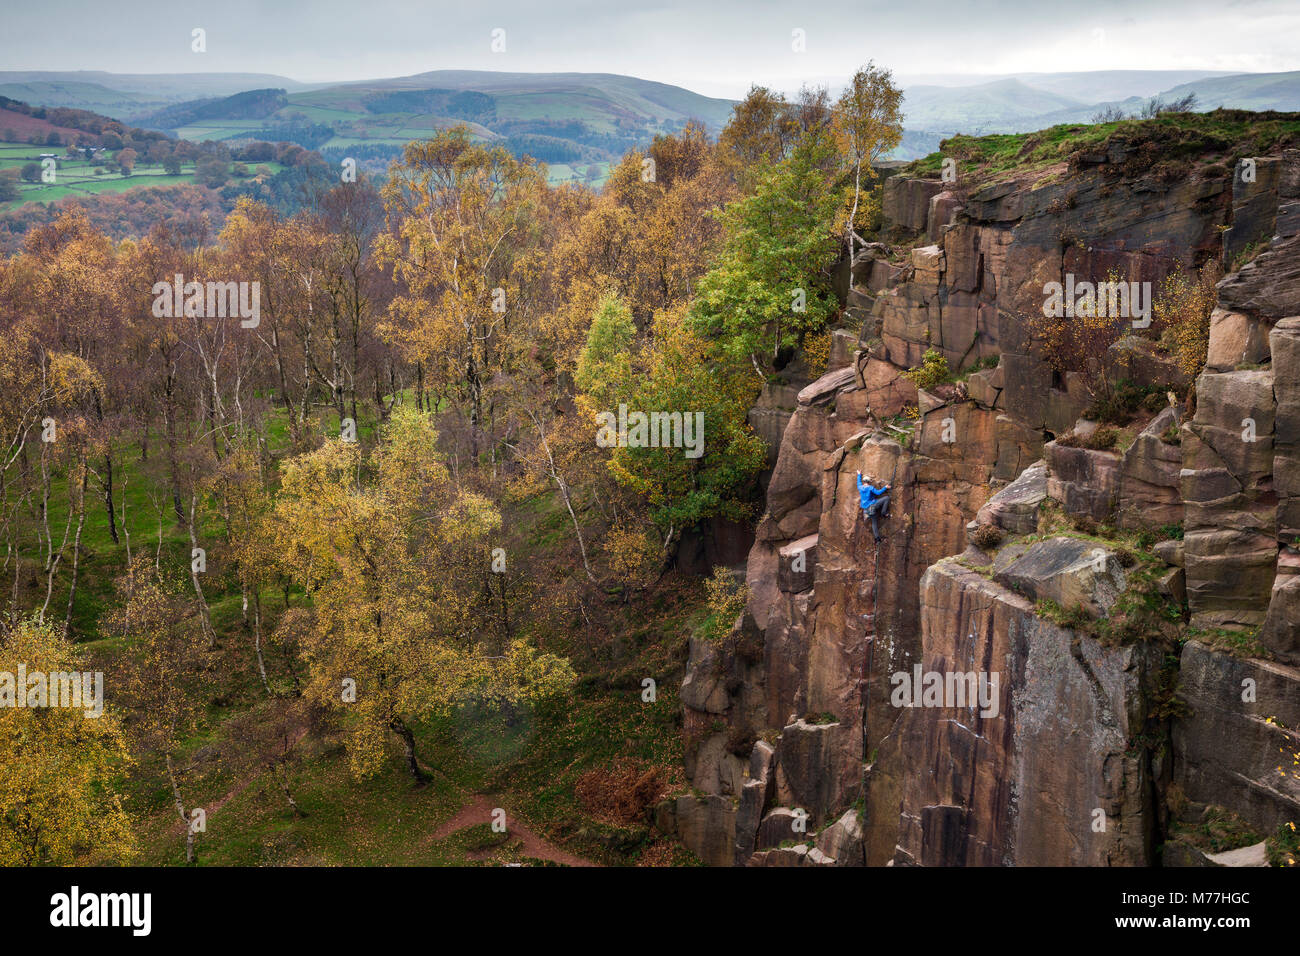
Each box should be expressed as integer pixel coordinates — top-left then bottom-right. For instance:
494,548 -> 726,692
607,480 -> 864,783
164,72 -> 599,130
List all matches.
377,404 -> 448,501
0,618 -> 136,865
701,566 -> 750,642
47,351 -> 102,406
471,640 -> 575,708
605,523 -> 660,586
1154,261 -> 1222,379
436,490 -> 502,549
271,404 -> 567,781
831,62 -> 905,165
273,439 -> 366,589
803,329 -> 832,377
108,556 -> 213,754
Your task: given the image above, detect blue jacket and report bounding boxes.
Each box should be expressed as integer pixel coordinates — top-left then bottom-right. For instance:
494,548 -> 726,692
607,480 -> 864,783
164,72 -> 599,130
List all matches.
857,474 -> 888,509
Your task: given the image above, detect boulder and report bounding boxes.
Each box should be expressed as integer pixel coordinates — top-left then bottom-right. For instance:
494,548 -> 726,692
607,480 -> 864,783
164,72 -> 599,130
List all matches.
1260,570 -> 1300,664
993,537 -> 1127,617
796,365 -> 858,406
1157,566 -> 1186,607
734,740 -> 776,863
777,534 -> 818,594
1046,441 -> 1121,523
966,367 -> 1001,408
995,414 -> 1045,480
928,190 -> 963,241
815,809 -> 866,866
755,807 -> 806,850
1218,232 -> 1300,319
1154,538 -> 1185,567
828,329 -> 859,371
773,719 -> 858,828
1206,842 -> 1270,867
975,460 -> 1047,535
1118,406 -> 1184,528
1205,308 -> 1271,372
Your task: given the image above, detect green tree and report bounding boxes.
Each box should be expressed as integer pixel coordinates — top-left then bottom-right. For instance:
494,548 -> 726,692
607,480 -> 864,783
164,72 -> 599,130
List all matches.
690,128 -> 841,375
605,305 -> 766,550
575,292 -> 635,412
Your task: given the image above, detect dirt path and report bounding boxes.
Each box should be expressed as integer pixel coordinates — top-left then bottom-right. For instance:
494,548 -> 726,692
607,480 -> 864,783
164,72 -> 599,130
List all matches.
430,792 -> 598,867
170,727 -> 309,837
167,735 -> 595,866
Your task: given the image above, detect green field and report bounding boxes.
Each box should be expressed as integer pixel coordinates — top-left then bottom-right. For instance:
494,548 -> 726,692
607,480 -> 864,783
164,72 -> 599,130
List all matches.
0,143 -> 284,209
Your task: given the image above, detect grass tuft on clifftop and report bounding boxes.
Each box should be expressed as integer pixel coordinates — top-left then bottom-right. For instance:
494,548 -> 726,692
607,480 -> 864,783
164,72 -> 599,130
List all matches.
904,109 -> 1300,188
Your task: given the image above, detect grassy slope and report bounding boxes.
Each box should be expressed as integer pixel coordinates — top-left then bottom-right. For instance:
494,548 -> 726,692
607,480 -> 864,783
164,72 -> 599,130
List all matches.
22,396 -> 701,867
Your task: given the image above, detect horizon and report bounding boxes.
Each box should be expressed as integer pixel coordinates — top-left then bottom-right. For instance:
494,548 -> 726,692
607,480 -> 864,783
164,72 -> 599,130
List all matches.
0,65 -> 1288,103
3,0 -> 1298,98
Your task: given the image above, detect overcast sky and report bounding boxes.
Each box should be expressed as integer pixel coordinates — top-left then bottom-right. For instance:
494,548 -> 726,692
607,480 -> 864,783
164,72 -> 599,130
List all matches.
3,0 -> 1298,97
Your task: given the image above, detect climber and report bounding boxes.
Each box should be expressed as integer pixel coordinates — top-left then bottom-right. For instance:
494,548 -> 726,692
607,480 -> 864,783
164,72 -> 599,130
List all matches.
856,471 -> 891,544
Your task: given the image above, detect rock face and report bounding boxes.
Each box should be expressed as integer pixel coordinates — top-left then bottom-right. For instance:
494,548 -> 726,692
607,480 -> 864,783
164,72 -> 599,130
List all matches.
882,177 -> 947,235
1179,161 -> 1300,651
675,140 -> 1300,867
876,560 -> 1163,866
1173,641 -> 1300,834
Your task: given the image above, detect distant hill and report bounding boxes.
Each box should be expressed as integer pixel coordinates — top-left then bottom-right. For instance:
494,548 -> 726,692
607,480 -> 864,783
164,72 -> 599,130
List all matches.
900,78 -> 1089,135
128,70 -> 737,174
1158,71 -> 1300,112
891,69 -> 1300,157
0,80 -> 155,115
0,71 -> 313,107
893,70 -> 1232,101
988,70 -> 1233,102
140,88 -> 290,129
10,67 -> 1300,162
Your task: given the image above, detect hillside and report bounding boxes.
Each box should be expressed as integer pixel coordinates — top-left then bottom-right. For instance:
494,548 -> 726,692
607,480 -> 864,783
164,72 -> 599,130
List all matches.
140,88 -> 291,129
0,103 -> 96,143
1161,70 -> 1300,112
899,78 -> 1089,134
0,70 -> 314,112
13,68 -> 1300,164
